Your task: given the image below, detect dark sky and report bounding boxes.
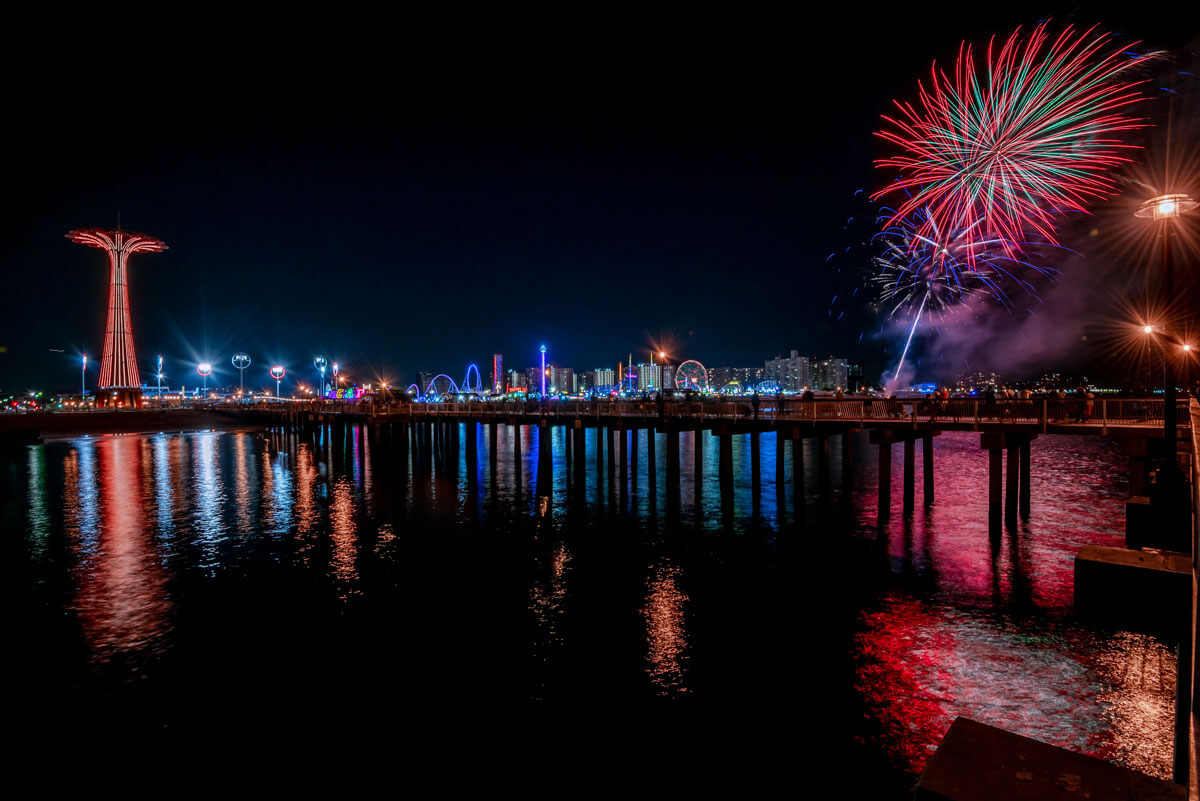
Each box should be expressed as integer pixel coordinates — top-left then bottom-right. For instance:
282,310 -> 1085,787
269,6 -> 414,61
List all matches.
4,2 -> 1197,393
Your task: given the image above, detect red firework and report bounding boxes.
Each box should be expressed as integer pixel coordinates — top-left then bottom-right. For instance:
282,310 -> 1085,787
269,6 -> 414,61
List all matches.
874,22 -> 1151,257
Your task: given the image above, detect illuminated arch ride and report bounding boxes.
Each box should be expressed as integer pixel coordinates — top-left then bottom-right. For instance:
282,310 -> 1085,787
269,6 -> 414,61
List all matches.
462,363 -> 482,394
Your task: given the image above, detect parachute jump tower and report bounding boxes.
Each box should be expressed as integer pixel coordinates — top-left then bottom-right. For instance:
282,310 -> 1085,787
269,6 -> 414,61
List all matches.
67,228 -> 167,408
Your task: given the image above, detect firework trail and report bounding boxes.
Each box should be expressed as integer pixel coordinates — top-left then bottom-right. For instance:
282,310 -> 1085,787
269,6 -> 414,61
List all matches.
873,22 -> 1150,260
873,206 -> 1067,387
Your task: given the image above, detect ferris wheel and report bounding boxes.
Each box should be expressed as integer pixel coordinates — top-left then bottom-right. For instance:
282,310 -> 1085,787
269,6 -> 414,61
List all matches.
674,360 -> 707,390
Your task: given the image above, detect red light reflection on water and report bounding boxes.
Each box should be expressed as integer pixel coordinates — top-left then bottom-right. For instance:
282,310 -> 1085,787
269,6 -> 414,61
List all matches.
72,435 -> 170,661
853,433 -> 1174,781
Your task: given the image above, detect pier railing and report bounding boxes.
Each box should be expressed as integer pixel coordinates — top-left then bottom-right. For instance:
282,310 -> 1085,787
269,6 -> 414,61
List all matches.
272,396 -> 1187,431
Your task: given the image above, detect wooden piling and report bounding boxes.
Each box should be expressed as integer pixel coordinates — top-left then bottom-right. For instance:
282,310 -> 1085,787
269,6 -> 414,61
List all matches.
922,433 -> 933,504
878,441 -> 891,523
1019,438 -> 1032,517
903,438 -> 915,513
1006,442 -> 1019,524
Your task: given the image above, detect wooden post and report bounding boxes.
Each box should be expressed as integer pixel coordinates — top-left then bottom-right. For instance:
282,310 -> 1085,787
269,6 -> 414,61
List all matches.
1006,442 -> 1019,524
607,425 -> 616,492
1019,438 -> 1032,517
619,425 -> 628,490
647,427 -> 657,489
989,447 -> 1003,536
903,437 -> 915,512
818,435 -> 830,495
792,430 -> 804,516
719,425 -> 733,515
842,430 -> 853,489
595,426 -> 604,475
922,433 -> 934,504
630,426 -> 639,487
667,428 -> 680,503
466,421 -> 477,486
878,441 -> 891,524
573,423 -> 586,492
776,430 -> 786,488
751,429 -> 761,498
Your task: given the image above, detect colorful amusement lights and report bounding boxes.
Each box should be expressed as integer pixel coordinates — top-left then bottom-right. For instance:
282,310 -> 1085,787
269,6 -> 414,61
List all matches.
67,228 -> 167,407
874,23 -> 1149,260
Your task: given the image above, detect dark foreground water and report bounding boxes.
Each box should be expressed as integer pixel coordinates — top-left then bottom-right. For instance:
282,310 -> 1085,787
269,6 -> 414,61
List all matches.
5,424 -> 1175,790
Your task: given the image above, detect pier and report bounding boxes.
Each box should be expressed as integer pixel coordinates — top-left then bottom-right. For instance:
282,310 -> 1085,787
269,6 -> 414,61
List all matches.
231,395 -> 1189,535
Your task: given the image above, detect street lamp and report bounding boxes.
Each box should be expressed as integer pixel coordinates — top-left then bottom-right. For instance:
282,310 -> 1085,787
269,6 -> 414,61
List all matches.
156,354 -> 164,399
197,362 -> 213,394
232,352 -> 251,394
314,355 -> 327,396
539,345 -> 547,397
1136,192 -> 1196,487
81,354 -> 87,398
270,365 -> 285,398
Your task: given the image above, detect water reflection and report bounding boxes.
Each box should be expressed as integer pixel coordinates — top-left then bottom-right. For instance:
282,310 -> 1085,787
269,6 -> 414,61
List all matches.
72,435 -> 170,662
642,558 -> 689,695
9,425 -> 1172,789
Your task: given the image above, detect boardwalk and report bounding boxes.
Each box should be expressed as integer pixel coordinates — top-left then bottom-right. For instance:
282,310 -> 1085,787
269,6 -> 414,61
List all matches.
282,396 -> 1189,438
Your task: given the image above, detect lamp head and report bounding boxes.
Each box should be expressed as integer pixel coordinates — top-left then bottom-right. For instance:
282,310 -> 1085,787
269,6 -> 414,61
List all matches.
1136,193 -> 1197,220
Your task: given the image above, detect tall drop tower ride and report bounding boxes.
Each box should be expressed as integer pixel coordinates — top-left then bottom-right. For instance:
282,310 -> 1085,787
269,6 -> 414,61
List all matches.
67,228 -> 167,408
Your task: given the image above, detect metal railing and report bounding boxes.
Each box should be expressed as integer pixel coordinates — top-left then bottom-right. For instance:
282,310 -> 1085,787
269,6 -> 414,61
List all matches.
245,396 -> 1189,430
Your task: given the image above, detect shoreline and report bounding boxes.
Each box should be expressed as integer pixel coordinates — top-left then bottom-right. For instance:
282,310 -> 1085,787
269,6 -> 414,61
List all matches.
0,409 -> 266,442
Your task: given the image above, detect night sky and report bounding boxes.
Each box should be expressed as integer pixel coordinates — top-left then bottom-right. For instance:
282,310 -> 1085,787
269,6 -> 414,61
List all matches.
4,3 -> 1197,394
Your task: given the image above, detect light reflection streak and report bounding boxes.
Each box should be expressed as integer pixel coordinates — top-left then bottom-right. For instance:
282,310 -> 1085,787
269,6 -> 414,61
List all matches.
192,432 -> 225,570
152,434 -> 175,546
67,438 -> 100,556
329,475 -> 361,595
233,433 -> 255,535
642,559 -> 689,695
73,434 -> 170,661
26,446 -> 49,556
528,542 -> 572,699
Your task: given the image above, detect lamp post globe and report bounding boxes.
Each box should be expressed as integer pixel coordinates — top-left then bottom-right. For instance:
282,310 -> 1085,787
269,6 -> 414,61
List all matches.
197,362 -> 213,394
270,365 -> 286,398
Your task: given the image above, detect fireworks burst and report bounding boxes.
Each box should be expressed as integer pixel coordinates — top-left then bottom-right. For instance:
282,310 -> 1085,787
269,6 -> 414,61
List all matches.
874,22 -> 1151,259
873,205 -> 1068,386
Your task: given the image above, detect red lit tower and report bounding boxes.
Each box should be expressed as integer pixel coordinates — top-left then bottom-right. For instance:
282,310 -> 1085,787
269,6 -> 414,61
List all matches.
67,228 -> 167,408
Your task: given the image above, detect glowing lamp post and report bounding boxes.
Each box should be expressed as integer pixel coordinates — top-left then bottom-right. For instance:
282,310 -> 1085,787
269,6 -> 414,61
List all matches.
156,354 -> 163,399
1136,193 -> 1196,488
270,365 -> 285,398
197,362 -> 213,394
539,345 -> 547,397
81,354 -> 87,398
314,355 -> 328,396
232,352 -> 251,394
